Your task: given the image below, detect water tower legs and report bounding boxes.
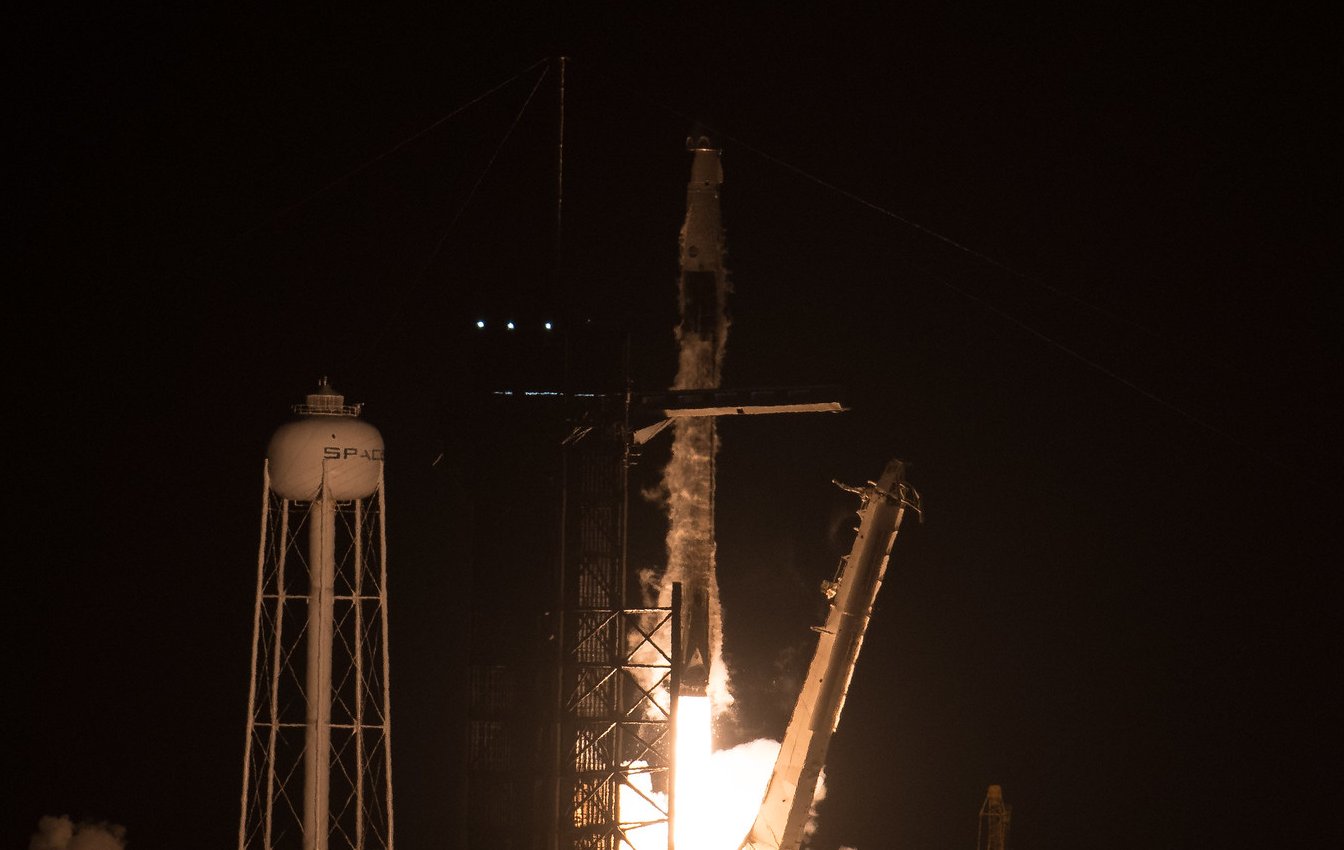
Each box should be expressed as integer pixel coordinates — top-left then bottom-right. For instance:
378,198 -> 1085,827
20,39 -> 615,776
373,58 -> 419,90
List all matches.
304,479 -> 336,850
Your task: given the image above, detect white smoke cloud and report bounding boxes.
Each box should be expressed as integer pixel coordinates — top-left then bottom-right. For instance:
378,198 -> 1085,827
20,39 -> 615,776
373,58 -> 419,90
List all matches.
27,817 -> 72,850
29,816 -> 126,850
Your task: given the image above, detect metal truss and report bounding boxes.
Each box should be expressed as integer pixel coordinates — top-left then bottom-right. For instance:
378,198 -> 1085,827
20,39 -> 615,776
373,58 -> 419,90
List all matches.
239,462 -> 395,850
556,438 -> 677,850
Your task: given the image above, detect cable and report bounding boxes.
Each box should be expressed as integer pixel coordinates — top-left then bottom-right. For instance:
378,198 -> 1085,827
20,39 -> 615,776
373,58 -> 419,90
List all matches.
416,64 -> 550,274
918,262 -> 1249,447
364,63 -> 552,362
245,57 -> 549,237
600,77 -> 1169,344
593,75 -> 1259,450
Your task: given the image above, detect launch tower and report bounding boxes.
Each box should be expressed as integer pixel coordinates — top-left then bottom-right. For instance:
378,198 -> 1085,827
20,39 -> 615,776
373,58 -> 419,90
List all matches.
238,379 -> 395,850
553,391 -> 679,850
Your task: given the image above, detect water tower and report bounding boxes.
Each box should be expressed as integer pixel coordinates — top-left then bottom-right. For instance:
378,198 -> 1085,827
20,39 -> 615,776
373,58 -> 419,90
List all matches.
238,379 -> 395,850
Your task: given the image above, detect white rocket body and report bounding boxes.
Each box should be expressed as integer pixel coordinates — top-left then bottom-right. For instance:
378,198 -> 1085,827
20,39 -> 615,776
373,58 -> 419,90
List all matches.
680,141 -> 725,274
668,137 -> 731,705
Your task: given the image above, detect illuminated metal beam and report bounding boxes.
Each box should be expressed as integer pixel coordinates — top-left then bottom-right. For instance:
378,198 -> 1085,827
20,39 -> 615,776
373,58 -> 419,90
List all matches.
741,459 -> 920,850
630,387 -> 846,445
662,401 -> 845,418
631,402 -> 845,446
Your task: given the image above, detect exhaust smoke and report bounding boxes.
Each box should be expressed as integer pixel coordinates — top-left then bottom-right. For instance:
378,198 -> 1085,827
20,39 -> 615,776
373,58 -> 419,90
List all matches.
28,816 -> 126,850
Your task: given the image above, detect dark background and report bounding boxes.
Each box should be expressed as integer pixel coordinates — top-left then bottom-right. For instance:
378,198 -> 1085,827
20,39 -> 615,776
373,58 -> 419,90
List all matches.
10,4 -> 1339,849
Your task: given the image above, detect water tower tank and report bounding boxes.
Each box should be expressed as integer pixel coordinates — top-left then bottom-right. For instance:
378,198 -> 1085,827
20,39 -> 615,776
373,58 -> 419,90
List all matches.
267,379 -> 384,500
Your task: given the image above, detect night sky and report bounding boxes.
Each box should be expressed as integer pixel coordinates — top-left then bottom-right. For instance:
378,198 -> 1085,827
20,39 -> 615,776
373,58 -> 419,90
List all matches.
11,5 -> 1338,849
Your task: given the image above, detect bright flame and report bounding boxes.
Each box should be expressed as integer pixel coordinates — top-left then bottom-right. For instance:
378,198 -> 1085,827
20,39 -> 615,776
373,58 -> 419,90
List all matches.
620,697 -> 785,850
620,761 -> 668,850
675,697 -> 715,848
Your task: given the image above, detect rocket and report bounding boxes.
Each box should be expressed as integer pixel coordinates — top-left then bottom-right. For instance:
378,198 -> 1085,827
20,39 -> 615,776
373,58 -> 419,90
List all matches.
679,134 -> 728,341
667,134 -> 729,701
679,584 -> 712,696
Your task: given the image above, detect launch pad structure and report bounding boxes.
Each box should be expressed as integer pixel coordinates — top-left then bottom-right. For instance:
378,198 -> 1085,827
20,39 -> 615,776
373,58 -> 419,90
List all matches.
463,129 -> 883,850
551,389 -> 677,850
549,385 -> 852,850
232,64 -> 921,850
454,377 -> 850,850
550,145 -> 845,850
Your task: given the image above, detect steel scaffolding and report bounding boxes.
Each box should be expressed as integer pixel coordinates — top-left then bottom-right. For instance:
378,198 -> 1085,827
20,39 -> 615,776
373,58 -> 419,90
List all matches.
554,412 -> 677,850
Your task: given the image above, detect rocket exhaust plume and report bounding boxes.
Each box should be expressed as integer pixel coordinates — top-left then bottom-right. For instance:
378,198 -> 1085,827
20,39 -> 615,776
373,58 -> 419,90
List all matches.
619,716 -> 792,850
660,133 -> 734,714
624,137 -> 856,850
631,462 -> 916,850
652,133 -> 750,849
621,134 -> 743,850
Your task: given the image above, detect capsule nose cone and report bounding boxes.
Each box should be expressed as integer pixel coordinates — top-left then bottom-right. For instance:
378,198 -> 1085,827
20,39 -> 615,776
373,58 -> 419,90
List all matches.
688,123 -> 720,152
686,130 -> 719,152
687,140 -> 723,188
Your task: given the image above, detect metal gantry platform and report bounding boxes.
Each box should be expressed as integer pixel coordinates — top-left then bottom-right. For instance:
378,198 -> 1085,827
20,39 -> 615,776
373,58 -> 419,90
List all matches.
554,403 -> 678,850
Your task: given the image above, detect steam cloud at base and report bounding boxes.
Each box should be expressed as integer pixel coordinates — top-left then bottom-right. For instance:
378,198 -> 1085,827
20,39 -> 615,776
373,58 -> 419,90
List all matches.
28,816 -> 126,850
620,732 -> 828,850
